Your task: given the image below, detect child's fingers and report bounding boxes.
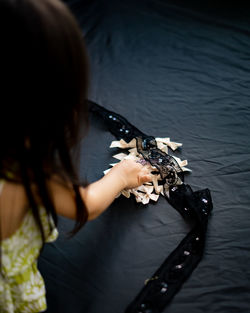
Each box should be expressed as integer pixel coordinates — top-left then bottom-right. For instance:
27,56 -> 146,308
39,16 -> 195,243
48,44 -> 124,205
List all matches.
140,166 -> 151,176
140,174 -> 152,184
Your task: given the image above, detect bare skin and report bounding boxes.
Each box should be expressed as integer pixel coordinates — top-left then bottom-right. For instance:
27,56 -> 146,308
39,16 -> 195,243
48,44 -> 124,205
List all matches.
0,159 -> 151,239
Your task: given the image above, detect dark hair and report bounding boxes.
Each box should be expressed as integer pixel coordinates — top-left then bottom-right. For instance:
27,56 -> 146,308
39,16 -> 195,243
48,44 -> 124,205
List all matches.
0,0 -> 89,240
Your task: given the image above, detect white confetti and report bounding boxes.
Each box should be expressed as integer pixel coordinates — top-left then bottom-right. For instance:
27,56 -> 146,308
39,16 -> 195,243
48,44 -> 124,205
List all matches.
104,137 -> 191,204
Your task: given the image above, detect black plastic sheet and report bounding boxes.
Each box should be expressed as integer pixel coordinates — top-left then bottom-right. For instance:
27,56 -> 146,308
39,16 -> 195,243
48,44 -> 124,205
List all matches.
39,1 -> 250,312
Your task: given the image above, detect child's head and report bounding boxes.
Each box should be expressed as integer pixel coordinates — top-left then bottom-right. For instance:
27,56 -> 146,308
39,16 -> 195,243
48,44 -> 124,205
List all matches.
0,0 -> 89,179
0,0 -> 89,236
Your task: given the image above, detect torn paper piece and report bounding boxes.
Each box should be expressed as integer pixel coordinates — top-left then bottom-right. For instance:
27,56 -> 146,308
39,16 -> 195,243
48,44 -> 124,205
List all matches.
112,153 -> 128,160
172,156 -> 188,167
121,190 -> 131,198
157,142 -> 169,154
137,185 -> 154,194
109,163 -> 119,167
110,138 -> 136,149
182,167 -> 192,172
103,168 -> 111,175
156,137 -> 182,151
128,148 -> 139,155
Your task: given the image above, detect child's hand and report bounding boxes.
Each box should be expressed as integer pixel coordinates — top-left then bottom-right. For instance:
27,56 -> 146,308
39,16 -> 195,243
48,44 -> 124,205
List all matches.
113,159 -> 152,189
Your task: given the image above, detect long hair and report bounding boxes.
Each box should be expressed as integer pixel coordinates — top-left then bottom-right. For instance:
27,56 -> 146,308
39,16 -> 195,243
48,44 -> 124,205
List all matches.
0,0 -> 89,243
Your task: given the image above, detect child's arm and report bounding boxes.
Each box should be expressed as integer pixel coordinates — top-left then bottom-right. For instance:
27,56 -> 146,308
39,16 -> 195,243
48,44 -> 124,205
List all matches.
48,160 -> 151,220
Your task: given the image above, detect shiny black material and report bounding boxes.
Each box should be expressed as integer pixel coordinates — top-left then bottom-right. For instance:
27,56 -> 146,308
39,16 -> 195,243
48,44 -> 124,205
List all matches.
89,100 -> 213,313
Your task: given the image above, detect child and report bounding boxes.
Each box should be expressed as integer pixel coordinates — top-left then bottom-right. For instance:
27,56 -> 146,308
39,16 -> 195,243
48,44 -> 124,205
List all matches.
0,0 -> 151,312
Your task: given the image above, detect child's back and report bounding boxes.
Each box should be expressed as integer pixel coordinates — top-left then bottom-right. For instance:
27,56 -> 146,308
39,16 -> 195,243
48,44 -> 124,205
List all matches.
0,0 -> 91,310
0,180 -> 58,313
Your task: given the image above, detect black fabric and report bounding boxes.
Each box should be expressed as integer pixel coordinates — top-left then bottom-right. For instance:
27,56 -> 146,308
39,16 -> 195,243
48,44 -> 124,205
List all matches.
38,1 -> 250,313
89,101 -> 213,313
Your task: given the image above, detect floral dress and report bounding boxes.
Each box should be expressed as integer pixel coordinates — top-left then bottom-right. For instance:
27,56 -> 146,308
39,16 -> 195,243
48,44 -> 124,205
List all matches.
0,181 -> 58,313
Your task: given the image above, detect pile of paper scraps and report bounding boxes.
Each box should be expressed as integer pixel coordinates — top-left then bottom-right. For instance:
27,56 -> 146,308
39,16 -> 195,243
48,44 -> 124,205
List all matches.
103,137 -> 191,204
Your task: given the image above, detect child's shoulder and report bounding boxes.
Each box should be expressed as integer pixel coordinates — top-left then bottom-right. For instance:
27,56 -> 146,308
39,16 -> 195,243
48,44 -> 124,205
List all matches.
0,179 -> 29,240
0,179 -> 59,241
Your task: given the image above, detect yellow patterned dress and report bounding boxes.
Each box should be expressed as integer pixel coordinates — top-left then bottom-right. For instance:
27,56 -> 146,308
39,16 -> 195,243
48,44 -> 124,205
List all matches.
0,181 -> 58,313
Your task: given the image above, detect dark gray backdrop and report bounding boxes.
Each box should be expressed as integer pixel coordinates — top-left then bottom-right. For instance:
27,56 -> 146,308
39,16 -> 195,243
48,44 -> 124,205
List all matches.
39,1 -> 250,312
